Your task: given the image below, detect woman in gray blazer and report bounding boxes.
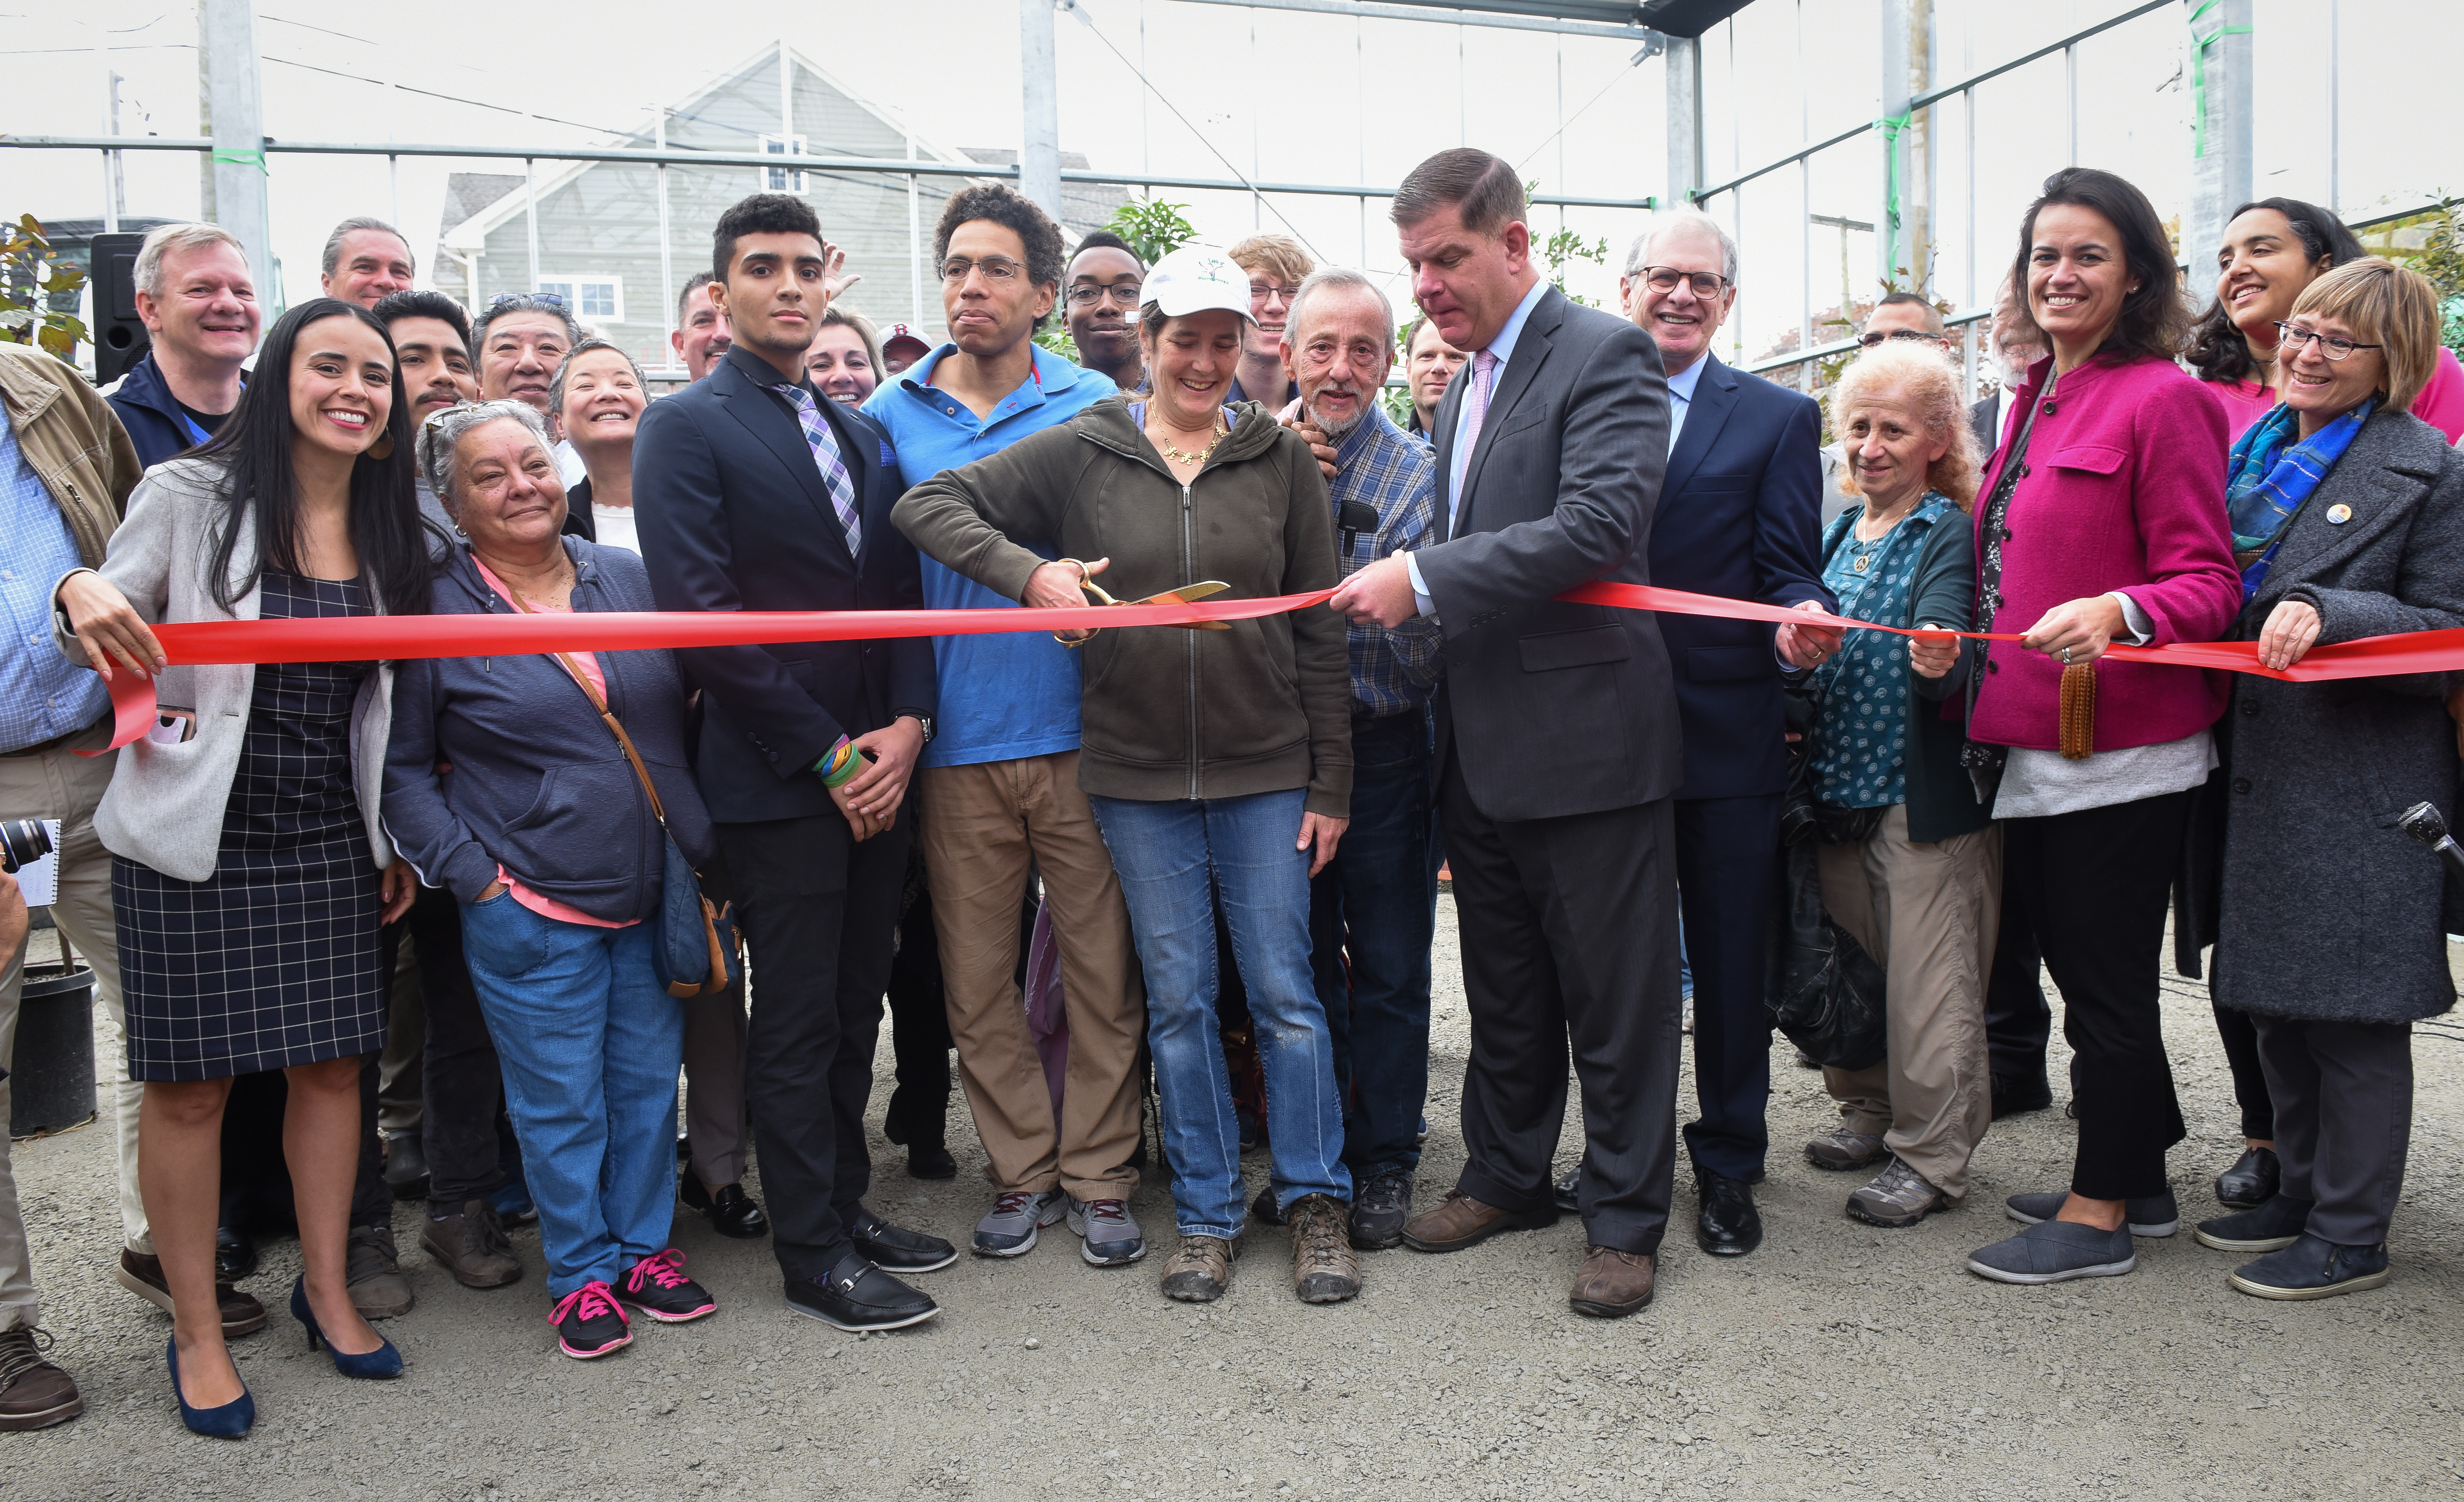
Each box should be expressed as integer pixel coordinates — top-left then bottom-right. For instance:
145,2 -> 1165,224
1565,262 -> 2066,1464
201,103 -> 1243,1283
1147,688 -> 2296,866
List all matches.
54,300 -> 432,1434
2187,260 -> 2464,1300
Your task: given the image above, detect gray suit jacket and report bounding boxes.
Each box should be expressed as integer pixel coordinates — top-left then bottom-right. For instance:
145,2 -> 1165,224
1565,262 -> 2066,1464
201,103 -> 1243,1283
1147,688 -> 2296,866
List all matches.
1416,285 -> 1683,821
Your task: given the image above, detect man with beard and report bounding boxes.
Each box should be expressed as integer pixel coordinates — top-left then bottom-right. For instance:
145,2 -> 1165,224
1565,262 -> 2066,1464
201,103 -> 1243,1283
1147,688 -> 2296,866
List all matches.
1065,231 -> 1145,391
1271,268 -> 1442,1252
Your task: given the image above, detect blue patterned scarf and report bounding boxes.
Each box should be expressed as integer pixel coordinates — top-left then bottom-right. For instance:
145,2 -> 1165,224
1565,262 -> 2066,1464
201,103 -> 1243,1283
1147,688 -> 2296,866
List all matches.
2225,398 -> 2372,600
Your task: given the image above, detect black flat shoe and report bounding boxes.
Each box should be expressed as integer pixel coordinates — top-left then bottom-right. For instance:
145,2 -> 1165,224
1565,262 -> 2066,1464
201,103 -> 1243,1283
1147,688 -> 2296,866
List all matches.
2194,1192 -> 2315,1254
214,1225 -> 258,1284
1990,1071 -> 2052,1119
785,1253 -> 939,1332
1552,1167 -> 1579,1213
679,1172 -> 770,1240
847,1207 -> 958,1273
2212,1147 -> 2280,1211
906,1144 -> 958,1180
1693,1169 -> 1762,1258
2229,1234 -> 2389,1301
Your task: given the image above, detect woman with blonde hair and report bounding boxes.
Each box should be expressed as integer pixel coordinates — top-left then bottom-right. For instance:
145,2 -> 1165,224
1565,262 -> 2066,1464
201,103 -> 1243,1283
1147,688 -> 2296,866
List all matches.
1797,339 -> 1999,1231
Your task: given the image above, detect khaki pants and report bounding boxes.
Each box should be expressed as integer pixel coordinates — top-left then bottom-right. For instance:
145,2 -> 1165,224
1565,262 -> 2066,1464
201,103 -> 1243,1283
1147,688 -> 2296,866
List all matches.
1815,805 -> 1999,1201
0,720 -> 148,1331
917,752 -> 1143,1202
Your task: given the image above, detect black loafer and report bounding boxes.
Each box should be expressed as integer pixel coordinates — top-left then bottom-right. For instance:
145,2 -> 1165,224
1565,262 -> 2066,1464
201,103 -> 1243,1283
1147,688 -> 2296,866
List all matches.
2212,1147 -> 2280,1211
906,1144 -> 958,1180
785,1252 -> 940,1332
1990,1071 -> 2053,1119
847,1207 -> 958,1273
1553,1167 -> 1579,1212
1693,1168 -> 1762,1257
214,1225 -> 258,1284
382,1133 -> 430,1202
679,1171 -> 770,1239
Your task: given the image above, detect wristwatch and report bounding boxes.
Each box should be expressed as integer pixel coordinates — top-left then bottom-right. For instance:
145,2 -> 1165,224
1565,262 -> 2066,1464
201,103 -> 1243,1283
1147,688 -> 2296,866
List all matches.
896,711 -> 936,746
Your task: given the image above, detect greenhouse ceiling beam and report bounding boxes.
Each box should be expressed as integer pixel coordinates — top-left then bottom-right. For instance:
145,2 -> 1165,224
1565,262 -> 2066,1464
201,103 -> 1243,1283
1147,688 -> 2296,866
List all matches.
1162,0 -> 1659,41
0,135 -> 1655,209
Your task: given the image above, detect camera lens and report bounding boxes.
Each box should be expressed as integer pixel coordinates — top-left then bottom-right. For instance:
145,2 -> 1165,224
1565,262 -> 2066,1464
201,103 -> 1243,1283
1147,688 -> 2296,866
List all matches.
0,819 -> 52,875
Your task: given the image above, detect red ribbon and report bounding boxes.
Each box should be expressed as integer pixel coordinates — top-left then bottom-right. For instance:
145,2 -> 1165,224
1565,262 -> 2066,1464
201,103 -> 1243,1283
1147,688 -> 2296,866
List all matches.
83,582 -> 2464,754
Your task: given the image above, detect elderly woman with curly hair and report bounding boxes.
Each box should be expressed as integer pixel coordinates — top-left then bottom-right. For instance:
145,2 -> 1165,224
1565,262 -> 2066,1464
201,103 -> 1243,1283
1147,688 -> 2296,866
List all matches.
1797,340 -> 1997,1232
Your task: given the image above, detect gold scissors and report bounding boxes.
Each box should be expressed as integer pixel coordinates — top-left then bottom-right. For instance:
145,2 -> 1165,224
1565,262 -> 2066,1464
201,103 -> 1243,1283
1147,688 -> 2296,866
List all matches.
1052,562 -> 1232,647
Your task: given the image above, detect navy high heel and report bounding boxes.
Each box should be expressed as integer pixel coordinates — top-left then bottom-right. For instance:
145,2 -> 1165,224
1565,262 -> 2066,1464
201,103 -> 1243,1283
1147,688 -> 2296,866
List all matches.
167,1337 -> 254,1438
289,1278 -> 403,1379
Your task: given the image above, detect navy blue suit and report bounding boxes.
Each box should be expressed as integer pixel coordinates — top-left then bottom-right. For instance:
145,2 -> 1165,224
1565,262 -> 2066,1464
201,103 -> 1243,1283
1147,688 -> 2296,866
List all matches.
1646,352 -> 1830,1184
635,345 -> 934,1282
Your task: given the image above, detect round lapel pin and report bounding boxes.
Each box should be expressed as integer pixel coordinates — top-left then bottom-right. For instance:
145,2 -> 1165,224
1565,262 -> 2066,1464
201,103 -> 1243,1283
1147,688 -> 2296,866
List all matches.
2325,503 -> 2353,524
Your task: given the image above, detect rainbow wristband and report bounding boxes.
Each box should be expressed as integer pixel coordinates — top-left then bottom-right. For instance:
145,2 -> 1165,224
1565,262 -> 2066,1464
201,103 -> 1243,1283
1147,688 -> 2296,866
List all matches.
815,738 -> 863,788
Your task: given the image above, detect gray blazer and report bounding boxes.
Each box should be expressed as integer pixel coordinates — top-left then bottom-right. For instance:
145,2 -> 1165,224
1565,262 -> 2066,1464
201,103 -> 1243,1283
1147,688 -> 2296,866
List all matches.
1415,285 -> 1684,822
53,455 -> 397,884
2206,408 -> 2464,1024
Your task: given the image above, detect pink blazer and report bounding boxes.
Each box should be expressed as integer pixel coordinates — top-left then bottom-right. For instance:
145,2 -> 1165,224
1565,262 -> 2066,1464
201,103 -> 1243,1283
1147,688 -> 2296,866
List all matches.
1971,353 -> 2241,753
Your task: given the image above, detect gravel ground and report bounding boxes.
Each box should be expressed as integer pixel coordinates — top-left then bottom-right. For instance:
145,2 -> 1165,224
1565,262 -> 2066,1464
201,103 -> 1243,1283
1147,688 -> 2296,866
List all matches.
13,892 -> 2464,1500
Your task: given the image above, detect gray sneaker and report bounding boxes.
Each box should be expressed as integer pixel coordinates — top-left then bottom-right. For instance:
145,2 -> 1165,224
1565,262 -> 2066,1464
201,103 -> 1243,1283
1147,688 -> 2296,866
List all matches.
972,1190 -> 1065,1258
1966,1220 -> 2136,1285
1067,1197 -> 1146,1266
1846,1157 -> 1949,1228
1805,1128 -> 1889,1172
2005,1187 -> 2179,1237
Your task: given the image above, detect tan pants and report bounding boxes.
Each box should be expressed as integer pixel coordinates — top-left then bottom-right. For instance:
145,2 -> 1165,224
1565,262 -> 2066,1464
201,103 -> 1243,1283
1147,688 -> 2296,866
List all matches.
0,720 -> 149,1331
1815,804 -> 2000,1201
917,752 -> 1143,1202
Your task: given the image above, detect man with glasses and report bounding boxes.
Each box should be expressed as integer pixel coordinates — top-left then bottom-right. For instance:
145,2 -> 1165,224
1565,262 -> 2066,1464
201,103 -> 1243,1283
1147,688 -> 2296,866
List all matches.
1065,231 -> 1145,392
1821,292 -> 1956,521
1227,234 -> 1310,408
472,291 -> 585,486
863,185 -> 1149,1270
1602,210 -> 1833,1265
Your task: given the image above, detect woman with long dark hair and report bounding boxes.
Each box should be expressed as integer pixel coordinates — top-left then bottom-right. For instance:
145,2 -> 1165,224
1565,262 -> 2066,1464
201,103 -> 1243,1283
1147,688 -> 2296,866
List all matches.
53,298 -> 430,1435
1956,171 -> 2243,1288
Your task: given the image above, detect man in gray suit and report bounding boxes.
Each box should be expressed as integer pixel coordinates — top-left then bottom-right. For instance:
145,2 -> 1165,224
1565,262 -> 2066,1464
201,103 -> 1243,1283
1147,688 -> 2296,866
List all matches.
1330,149 -> 1684,1318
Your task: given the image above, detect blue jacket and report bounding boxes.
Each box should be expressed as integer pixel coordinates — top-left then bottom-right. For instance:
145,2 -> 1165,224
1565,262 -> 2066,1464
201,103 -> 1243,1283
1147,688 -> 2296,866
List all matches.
381,538 -> 715,923
105,351 -> 232,471
1645,353 -> 1833,801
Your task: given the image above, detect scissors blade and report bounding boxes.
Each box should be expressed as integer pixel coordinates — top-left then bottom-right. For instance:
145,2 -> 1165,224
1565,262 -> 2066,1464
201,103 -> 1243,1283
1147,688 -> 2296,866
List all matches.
1130,580 -> 1232,629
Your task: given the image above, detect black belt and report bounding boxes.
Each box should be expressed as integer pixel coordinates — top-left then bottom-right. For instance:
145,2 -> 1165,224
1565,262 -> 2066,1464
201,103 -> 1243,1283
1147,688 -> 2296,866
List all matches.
1,717 -> 109,759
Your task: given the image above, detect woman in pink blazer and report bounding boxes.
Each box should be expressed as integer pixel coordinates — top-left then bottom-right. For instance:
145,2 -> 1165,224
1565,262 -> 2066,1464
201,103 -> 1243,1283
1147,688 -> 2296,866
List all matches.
1961,169 -> 2242,1289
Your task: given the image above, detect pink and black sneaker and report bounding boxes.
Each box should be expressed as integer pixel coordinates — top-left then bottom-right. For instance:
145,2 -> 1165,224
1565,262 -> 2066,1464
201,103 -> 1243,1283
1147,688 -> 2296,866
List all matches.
617,1249 -> 718,1323
548,1280 -> 632,1359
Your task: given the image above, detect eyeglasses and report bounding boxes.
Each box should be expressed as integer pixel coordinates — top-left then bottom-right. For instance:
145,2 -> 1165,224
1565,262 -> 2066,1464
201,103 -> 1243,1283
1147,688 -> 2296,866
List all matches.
940,256 -> 1023,283
1249,282 -> 1300,305
1068,282 -> 1144,307
2273,321 -> 2381,361
1858,328 -> 1949,349
488,291 -> 567,310
1637,267 -> 1730,298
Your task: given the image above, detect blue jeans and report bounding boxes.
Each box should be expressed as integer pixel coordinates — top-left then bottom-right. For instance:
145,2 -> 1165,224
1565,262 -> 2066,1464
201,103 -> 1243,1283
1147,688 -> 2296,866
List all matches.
1309,711 -> 1435,1176
1090,789 -> 1348,1237
458,893 -> 682,1298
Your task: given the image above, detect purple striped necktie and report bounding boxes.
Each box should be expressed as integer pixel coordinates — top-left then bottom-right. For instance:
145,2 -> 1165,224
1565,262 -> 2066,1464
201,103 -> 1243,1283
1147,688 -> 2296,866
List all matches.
1449,348 -> 1498,533
771,383 -> 863,554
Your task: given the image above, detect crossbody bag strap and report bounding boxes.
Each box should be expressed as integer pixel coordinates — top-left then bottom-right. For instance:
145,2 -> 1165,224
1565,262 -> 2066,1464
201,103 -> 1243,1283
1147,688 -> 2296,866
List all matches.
501,585 -> 671,830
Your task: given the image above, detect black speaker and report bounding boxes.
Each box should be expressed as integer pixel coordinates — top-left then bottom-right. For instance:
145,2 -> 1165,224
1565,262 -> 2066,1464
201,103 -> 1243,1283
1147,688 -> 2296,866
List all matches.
88,232 -> 149,386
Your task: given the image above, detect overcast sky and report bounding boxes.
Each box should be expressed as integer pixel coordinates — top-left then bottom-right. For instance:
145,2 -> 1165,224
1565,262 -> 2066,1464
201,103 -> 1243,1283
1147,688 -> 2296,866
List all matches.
6,0 -> 2454,366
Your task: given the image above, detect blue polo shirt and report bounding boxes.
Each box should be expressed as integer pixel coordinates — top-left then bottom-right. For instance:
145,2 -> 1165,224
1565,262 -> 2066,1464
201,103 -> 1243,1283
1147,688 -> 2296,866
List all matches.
864,342 -> 1115,769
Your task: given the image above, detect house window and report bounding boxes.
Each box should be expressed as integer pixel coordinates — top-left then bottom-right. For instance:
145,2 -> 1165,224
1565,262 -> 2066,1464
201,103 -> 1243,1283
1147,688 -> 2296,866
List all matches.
760,133 -> 808,194
538,278 -> 622,323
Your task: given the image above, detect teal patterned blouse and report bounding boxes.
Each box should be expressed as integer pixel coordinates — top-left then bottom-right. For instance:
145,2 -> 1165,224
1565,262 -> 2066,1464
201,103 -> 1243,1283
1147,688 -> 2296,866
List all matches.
1809,491 -> 1956,809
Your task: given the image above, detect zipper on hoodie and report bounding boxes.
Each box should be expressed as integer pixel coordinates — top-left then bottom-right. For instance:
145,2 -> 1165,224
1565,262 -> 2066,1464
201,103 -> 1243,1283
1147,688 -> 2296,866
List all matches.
1181,479 -> 1199,800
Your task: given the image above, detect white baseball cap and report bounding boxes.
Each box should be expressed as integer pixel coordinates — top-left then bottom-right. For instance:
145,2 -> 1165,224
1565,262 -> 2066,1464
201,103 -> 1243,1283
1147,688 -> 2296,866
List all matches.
1140,247 -> 1256,324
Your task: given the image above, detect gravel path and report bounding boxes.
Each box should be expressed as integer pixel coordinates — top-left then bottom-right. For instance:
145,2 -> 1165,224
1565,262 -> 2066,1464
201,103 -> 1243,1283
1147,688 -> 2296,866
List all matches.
14,893 -> 2464,1500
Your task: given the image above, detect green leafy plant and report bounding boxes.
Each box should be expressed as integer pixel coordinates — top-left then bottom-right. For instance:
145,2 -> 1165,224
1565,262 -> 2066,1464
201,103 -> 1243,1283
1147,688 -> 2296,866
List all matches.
1033,323 -> 1081,365
1107,196 -> 1200,267
0,215 -> 89,362
1527,181 -> 1608,309
2413,197 -> 2464,359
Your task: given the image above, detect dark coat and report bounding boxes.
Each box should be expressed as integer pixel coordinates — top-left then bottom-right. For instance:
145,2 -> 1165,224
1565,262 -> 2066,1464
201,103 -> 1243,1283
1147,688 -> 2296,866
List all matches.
104,350 -> 237,471
382,538 -> 715,924
633,345 -> 933,825
1415,285 -> 1684,822
2197,408 -> 2464,1023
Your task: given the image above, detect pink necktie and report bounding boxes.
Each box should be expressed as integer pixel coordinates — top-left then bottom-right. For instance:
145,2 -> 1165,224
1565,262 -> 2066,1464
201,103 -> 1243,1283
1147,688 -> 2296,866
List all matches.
1449,348 -> 1498,533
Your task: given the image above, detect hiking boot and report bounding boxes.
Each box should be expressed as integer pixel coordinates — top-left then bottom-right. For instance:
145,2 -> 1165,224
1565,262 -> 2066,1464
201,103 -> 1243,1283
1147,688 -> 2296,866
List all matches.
115,1248 -> 267,1337
1805,1128 -> 1889,1172
548,1281 -> 631,1359
1288,1194 -> 1361,1304
0,1327 -> 82,1430
421,1200 -> 523,1289
616,1249 -> 717,1323
1847,1157 -> 1950,1228
1159,1234 -> 1238,1303
1348,1170 -> 1413,1250
972,1190 -> 1066,1258
1068,1197 -> 1146,1266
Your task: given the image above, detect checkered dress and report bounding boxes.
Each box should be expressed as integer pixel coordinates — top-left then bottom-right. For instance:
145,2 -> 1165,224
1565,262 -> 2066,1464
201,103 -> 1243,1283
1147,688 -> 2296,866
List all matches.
114,571 -> 389,1081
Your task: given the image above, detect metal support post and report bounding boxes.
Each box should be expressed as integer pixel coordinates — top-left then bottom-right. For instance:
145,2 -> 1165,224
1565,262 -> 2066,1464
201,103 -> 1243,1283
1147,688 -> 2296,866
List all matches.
525,157 -> 540,295
1020,0 -> 1063,217
199,0 -> 273,301
2183,0 -> 2254,282
656,108 -> 675,367
1880,0 -> 1911,289
1664,33 -> 1700,207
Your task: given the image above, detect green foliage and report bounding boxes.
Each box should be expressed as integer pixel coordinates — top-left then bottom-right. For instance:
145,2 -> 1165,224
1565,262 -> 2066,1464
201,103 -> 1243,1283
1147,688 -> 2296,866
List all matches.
2414,198 -> 2464,359
1033,323 -> 1081,365
1106,197 -> 1200,268
1527,181 -> 1608,309
0,215 -> 89,363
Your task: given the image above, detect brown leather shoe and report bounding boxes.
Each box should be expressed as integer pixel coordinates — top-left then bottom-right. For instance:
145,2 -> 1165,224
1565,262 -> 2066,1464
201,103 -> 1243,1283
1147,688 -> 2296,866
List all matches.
419,1201 -> 523,1290
0,1327 -> 82,1430
1399,1189 -> 1555,1253
114,1248 -> 268,1337
1568,1245 -> 1656,1318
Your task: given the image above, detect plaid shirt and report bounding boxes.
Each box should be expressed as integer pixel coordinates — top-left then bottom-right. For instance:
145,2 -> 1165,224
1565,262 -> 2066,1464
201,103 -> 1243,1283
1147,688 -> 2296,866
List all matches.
1328,405 -> 1441,716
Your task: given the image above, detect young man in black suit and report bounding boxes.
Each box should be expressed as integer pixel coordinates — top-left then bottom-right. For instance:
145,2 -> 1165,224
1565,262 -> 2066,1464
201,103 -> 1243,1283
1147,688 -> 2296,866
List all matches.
635,194 -> 949,1331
